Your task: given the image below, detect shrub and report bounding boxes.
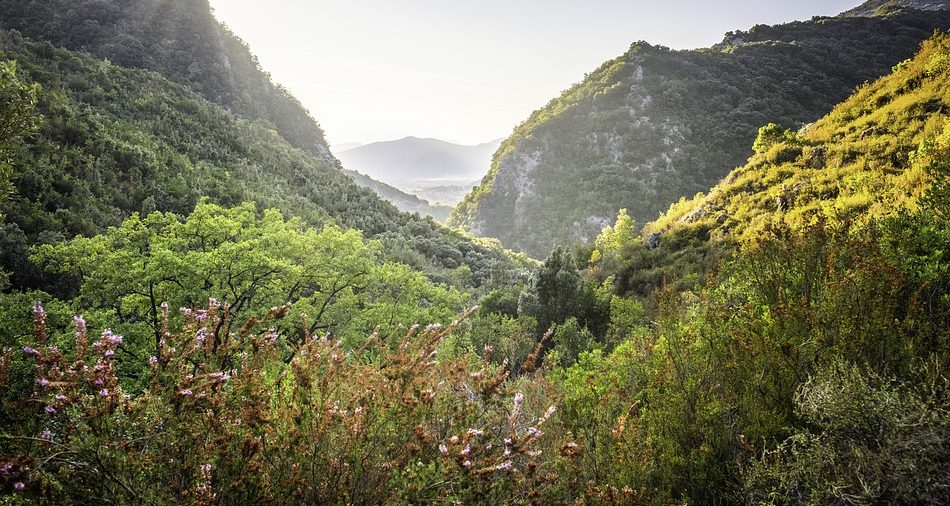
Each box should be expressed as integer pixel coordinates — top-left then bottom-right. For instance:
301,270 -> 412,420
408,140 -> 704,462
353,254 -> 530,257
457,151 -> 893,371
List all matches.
1,302 -> 570,504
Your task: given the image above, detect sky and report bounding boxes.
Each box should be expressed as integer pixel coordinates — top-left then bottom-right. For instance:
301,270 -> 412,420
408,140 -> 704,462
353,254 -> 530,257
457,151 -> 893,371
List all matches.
208,0 -> 859,147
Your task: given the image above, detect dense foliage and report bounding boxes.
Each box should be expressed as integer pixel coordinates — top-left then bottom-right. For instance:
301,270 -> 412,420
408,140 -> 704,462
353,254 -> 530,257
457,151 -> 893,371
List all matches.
1,2 -> 949,504
0,31 -> 530,297
596,33 -> 950,299
0,0 -> 333,160
0,62 -> 39,192
451,6 -> 950,258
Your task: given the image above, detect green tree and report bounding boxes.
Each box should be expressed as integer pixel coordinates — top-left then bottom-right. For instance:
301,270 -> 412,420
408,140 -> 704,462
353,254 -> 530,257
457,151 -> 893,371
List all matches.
0,60 -> 39,209
519,247 -> 582,335
31,201 -> 463,357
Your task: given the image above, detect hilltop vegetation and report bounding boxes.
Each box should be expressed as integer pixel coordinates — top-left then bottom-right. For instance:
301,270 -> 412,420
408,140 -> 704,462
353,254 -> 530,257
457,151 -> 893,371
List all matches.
0,0 -> 334,159
451,5 -> 950,258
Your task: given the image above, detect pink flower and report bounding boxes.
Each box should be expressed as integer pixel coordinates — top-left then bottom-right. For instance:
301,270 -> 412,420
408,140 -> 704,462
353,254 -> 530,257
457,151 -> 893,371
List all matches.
149,356 -> 158,366
32,301 -> 45,318
38,378 -> 49,387
462,460 -> 472,468
461,444 -> 471,456
179,389 -> 193,396
14,482 -> 25,491
73,315 -> 86,331
44,405 -> 56,414
55,394 -> 66,402
496,460 -> 513,471
99,389 -> 109,397
41,428 -> 53,440
102,330 -> 123,346
22,346 -> 38,356
438,443 -> 448,455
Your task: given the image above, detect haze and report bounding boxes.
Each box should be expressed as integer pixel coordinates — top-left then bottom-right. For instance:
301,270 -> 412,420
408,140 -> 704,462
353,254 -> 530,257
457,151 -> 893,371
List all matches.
209,0 -> 857,146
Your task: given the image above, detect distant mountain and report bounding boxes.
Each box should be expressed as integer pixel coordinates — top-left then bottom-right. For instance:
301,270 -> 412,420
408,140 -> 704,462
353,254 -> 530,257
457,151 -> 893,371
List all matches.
450,3 -> 950,258
336,137 -> 501,183
842,0 -> 950,16
332,141 -> 364,152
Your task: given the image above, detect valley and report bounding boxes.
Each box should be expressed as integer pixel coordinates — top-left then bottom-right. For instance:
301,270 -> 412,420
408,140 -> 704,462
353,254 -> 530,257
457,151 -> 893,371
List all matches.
0,0 -> 947,504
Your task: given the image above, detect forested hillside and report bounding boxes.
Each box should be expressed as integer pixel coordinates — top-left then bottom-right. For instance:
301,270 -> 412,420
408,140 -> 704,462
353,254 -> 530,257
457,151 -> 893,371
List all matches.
591,31 -> 950,298
451,4 -> 950,258
0,0 -> 333,160
0,31 -> 529,295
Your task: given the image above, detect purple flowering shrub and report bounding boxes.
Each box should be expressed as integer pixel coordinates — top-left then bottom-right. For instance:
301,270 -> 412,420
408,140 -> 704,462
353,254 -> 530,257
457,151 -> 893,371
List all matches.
1,301 -> 581,503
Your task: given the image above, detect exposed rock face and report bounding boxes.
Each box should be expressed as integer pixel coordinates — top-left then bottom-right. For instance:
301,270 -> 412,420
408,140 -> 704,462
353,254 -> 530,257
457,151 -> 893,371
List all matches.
450,7 -> 950,259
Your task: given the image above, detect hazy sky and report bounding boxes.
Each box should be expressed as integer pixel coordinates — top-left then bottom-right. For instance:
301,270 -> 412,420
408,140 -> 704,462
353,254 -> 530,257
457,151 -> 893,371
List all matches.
208,0 -> 858,147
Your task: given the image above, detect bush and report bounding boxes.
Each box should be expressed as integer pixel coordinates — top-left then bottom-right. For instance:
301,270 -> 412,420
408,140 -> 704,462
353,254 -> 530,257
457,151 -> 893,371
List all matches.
1,303 -> 569,504
744,362 -> 950,504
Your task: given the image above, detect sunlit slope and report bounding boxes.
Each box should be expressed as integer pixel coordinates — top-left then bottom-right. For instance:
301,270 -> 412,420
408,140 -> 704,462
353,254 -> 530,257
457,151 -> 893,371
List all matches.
451,5 -> 950,258
605,33 -> 950,295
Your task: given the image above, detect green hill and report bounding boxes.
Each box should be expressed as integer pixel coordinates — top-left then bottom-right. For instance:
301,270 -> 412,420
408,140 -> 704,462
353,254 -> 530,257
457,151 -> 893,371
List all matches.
450,4 -> 950,258
597,32 -> 950,297
0,30 -> 527,294
0,0 -> 333,160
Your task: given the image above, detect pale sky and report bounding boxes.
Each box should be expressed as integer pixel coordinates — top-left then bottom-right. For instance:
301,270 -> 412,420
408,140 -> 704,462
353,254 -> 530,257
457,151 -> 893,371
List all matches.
208,0 -> 859,147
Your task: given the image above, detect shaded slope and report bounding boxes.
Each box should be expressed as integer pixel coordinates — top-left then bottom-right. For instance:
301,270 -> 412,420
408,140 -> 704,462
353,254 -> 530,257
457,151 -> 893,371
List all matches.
0,0 -> 333,160
0,31 -> 527,294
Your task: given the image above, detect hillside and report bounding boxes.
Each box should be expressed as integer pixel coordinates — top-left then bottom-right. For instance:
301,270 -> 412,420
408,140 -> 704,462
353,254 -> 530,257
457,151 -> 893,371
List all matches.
342,169 -> 452,221
0,0 -> 336,161
0,30 -> 527,294
597,31 -> 950,297
842,0 -> 950,16
450,5 -> 950,258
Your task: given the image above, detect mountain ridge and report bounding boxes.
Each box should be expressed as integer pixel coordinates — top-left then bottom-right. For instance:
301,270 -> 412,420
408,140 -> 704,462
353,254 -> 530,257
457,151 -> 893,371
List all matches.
450,5 -> 950,258
841,0 -> 950,16
336,136 -> 501,183
599,32 -> 950,297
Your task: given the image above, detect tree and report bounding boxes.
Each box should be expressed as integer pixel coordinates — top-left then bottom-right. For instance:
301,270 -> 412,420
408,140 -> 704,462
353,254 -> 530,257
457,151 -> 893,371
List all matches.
31,201 -> 463,357
0,60 -> 40,212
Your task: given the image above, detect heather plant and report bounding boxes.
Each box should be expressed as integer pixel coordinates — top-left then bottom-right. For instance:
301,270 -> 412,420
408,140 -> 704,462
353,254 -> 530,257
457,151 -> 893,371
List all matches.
1,301 -> 573,504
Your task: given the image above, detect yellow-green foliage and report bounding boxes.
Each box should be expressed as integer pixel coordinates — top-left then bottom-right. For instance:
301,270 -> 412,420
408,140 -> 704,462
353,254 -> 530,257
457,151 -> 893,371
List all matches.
644,33 -> 950,253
